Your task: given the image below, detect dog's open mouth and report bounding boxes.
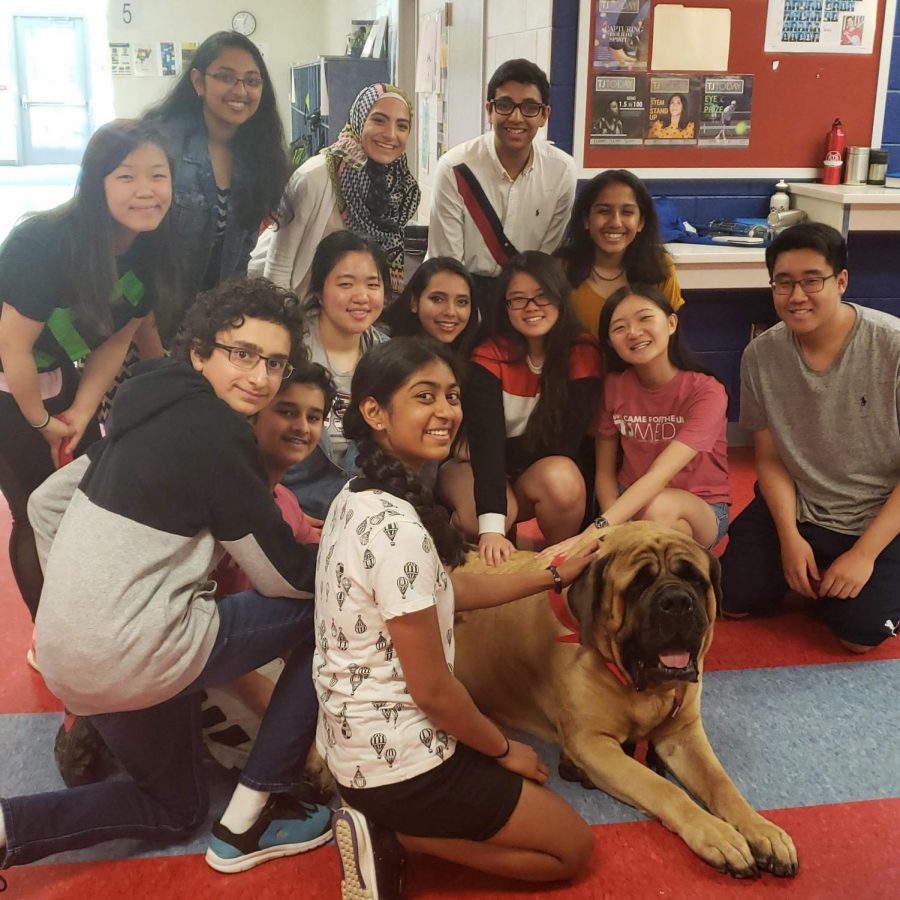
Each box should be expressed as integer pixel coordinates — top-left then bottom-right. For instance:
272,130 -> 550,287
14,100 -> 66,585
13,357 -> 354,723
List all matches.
627,646 -> 699,689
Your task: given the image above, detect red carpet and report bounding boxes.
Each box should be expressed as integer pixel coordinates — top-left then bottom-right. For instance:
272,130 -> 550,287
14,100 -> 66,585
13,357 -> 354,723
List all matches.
8,798 -> 899,899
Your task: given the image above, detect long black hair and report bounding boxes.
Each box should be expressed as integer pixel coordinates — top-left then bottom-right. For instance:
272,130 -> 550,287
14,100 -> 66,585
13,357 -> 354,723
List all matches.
144,31 -> 288,231
486,251 -> 594,454
556,169 -> 669,289
662,93 -> 690,128
25,118 -> 179,338
598,284 -> 725,388
379,257 -> 478,357
343,337 -> 467,568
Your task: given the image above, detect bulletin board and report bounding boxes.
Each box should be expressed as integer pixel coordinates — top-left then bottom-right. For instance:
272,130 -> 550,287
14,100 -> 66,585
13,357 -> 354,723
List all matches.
575,0 -> 888,174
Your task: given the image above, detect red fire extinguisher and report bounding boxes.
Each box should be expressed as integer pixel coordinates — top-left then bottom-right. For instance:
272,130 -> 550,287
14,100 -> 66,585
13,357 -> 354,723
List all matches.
822,118 -> 845,185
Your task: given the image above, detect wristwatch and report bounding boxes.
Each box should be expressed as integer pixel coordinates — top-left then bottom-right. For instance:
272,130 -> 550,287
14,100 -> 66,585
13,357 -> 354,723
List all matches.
594,515 -> 610,530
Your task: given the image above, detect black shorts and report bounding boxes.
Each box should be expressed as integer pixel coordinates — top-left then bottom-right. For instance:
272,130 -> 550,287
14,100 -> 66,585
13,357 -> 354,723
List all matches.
337,742 -> 523,841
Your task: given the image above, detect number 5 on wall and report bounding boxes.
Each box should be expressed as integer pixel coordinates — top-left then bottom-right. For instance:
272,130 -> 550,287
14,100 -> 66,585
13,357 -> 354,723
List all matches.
122,2 -> 141,27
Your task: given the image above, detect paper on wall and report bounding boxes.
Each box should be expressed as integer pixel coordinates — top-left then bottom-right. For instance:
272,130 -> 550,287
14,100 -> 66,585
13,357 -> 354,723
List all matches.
764,0 -> 878,55
651,5 -> 731,72
109,43 -> 133,76
133,44 -> 155,77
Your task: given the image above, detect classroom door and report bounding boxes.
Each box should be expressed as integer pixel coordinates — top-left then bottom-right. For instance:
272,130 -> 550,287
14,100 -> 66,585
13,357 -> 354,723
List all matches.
14,16 -> 91,165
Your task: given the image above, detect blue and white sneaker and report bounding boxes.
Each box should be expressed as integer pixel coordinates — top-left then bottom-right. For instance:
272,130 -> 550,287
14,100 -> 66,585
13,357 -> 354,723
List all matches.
205,794 -> 333,873
333,807 -> 405,900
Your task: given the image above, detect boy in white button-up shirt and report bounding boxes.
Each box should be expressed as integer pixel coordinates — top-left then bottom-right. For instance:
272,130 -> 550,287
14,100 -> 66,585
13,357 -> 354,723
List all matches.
427,59 -> 576,309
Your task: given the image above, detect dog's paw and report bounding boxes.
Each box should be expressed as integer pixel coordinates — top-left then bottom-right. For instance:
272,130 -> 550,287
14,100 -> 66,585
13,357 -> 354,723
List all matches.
681,814 -> 760,879
738,814 -> 799,878
558,755 -> 598,790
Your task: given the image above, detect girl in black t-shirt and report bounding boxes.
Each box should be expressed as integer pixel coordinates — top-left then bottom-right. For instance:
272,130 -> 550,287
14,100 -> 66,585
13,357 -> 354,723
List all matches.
0,118 -> 177,618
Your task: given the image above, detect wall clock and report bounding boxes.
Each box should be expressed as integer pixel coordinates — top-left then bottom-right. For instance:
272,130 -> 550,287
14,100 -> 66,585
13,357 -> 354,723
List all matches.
232,11 -> 257,36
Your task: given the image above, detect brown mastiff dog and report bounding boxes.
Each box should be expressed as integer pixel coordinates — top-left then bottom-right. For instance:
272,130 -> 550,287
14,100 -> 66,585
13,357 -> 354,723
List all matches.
454,521 -> 798,879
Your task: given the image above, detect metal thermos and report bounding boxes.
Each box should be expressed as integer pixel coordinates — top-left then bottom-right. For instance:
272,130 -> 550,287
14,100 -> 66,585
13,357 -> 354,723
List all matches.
844,147 -> 870,185
822,118 -> 845,185
867,149 -> 889,185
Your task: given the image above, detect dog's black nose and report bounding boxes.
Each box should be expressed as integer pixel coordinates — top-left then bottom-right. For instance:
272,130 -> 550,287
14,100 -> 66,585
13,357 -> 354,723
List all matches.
657,589 -> 694,618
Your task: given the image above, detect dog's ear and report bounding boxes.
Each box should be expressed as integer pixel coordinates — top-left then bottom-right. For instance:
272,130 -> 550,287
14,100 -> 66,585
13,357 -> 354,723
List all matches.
704,549 -> 723,616
568,555 -> 610,646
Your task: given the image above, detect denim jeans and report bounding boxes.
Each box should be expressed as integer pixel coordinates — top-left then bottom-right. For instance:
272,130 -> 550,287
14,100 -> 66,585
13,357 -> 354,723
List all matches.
0,590 -> 317,868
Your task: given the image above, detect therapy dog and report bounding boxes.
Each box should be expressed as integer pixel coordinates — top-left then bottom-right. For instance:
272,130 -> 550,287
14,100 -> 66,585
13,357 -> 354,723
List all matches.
454,522 -> 798,878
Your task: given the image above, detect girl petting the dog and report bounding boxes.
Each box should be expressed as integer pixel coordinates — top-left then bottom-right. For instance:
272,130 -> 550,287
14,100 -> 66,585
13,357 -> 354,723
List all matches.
550,284 -> 729,559
438,251 -> 602,566
555,169 -> 684,338
314,337 -> 595,899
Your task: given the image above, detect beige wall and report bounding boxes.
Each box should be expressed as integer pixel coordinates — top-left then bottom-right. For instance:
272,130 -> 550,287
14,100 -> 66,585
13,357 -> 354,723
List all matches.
104,0 -> 325,136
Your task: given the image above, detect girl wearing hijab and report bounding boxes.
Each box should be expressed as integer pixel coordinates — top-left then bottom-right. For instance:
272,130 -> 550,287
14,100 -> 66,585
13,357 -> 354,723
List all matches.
254,83 -> 420,296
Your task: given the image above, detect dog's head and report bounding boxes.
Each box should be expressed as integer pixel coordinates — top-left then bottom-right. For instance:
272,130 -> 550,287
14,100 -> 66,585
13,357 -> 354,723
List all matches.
567,522 -> 721,690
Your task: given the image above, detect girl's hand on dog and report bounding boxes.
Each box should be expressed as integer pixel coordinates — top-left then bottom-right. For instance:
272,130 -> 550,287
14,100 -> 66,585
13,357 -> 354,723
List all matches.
498,740 -> 550,785
556,544 -> 599,587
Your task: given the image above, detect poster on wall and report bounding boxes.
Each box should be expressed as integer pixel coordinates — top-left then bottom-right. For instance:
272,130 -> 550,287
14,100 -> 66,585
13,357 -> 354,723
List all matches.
160,42 -> 176,76
764,0 -> 878,54
133,44 -> 155,77
592,0 -> 651,70
698,75 -> 754,146
590,73 -> 646,145
109,42 -> 133,76
644,75 -> 701,144
180,42 -> 199,72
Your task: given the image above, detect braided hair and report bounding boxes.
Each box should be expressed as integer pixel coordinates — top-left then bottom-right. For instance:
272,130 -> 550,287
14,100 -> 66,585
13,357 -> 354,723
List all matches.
343,337 -> 467,569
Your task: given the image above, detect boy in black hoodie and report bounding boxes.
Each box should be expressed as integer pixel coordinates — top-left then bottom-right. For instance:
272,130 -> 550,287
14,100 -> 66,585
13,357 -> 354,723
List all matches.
0,279 -> 333,876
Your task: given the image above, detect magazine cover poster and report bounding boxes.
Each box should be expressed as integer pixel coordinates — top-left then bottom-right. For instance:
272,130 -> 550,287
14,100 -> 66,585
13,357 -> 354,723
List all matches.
698,75 -> 754,147
592,0 -> 651,70
590,74 -> 647,145
645,75 -> 700,145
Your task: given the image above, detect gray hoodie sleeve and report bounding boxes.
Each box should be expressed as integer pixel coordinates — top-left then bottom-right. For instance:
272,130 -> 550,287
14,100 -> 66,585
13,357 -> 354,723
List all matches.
27,455 -> 91,572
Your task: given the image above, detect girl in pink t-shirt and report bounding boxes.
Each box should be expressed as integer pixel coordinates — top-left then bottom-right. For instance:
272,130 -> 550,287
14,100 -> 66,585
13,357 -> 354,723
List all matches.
592,284 -> 730,548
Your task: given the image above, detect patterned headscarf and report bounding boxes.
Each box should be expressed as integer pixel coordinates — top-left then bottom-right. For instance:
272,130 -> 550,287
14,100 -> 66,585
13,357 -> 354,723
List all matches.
323,83 -> 421,294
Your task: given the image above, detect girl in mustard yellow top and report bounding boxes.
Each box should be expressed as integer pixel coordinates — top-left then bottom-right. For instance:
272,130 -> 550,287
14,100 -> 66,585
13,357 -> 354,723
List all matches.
555,169 -> 684,338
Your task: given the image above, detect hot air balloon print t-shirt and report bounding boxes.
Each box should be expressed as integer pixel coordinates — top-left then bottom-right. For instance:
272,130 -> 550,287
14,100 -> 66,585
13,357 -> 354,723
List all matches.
313,479 -> 458,789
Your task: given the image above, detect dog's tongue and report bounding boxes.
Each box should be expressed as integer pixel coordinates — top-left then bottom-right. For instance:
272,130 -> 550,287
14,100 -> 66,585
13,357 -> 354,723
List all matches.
659,651 -> 690,669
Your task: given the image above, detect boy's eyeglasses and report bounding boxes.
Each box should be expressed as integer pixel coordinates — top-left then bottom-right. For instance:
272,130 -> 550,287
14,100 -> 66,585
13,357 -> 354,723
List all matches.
505,293 -> 554,311
214,343 -> 294,379
489,98 -> 546,118
769,273 -> 837,295
205,71 -> 264,90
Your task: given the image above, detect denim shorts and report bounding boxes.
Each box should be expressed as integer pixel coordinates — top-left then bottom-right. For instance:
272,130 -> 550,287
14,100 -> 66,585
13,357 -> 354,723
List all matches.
708,501 -> 730,548
616,484 -> 729,548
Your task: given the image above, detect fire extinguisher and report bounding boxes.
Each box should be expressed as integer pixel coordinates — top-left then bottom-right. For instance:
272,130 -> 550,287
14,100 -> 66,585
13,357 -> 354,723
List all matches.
822,118 -> 845,185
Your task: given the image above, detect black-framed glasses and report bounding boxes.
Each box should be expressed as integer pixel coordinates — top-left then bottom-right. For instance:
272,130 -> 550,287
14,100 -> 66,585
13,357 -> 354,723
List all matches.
213,343 -> 293,378
489,98 -> 546,118
205,70 -> 264,90
769,273 -> 837,296
505,293 -> 554,311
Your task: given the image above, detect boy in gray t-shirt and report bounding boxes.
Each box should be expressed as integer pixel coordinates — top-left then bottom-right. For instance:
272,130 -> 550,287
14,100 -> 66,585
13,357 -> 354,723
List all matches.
721,223 -> 900,651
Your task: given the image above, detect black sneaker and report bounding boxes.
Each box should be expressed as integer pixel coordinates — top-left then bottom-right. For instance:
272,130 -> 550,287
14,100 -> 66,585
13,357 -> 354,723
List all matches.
332,807 -> 405,900
206,794 -> 333,873
54,714 -> 117,787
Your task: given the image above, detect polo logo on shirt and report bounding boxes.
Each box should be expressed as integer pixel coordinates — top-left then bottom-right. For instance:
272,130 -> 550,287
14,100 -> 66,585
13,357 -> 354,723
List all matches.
614,413 -> 685,441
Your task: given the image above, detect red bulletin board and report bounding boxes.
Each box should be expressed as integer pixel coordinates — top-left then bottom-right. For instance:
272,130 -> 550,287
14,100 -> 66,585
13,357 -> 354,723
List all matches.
581,0 -> 887,170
